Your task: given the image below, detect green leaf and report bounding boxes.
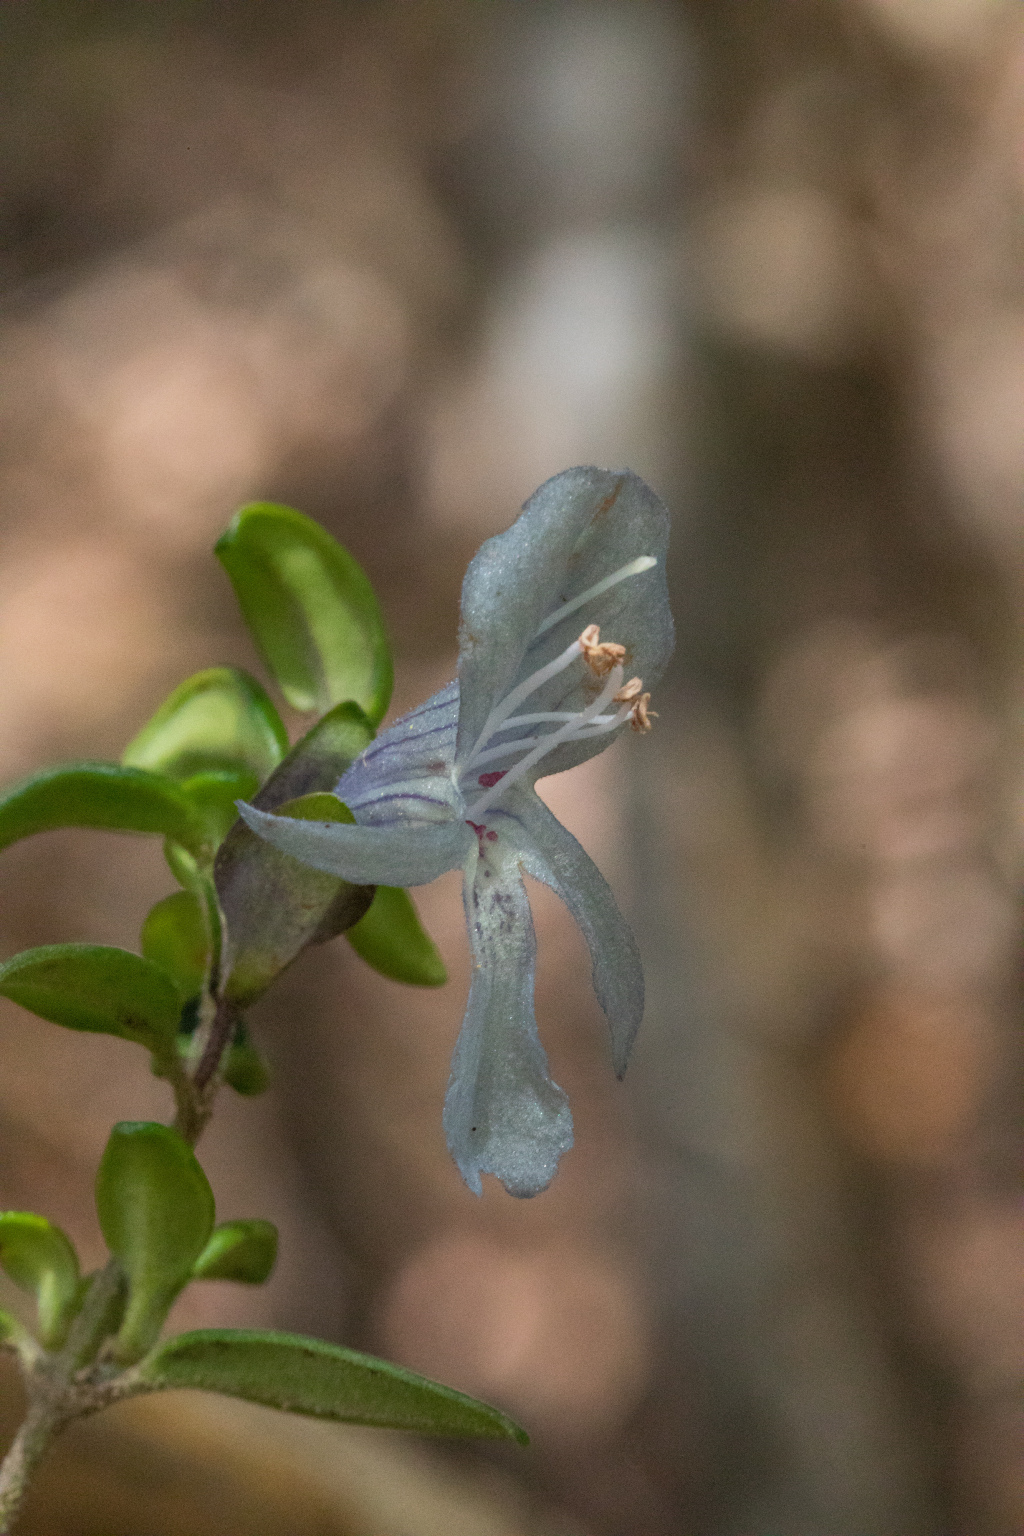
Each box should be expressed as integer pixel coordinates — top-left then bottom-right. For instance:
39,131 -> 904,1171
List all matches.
0,763 -> 206,857
192,1221 -> 278,1285
346,886 -> 447,987
179,768 -> 261,848
123,667 -> 289,784
162,844 -> 225,983
138,1329 -> 528,1443
216,503 -> 393,725
0,945 -> 182,1059
222,1022 -> 270,1096
96,1123 -> 216,1364
0,1213 -> 81,1348
141,892 -> 209,1001
0,1310 -> 29,1349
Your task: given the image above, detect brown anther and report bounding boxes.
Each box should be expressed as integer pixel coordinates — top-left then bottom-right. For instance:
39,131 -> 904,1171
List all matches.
579,624 -> 626,678
629,693 -> 657,733
613,676 -> 644,704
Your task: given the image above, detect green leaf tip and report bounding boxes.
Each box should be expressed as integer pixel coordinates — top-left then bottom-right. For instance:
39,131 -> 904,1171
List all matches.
0,762 -> 207,857
139,1329 -> 528,1443
218,1019 -> 271,1096
216,502 -> 393,725
192,1220 -> 278,1285
0,945 -> 182,1058
96,1123 -> 215,1364
0,1212 -> 81,1348
278,792 -> 355,825
178,767 -> 261,849
123,667 -> 288,785
346,885 -> 447,987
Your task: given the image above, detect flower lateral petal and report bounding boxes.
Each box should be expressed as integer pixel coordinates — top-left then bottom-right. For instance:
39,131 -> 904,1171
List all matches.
236,803 -> 469,888
500,789 -> 644,1078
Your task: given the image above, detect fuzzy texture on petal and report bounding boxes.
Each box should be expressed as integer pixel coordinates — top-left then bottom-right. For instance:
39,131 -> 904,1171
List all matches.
443,834 -> 573,1198
456,467 -> 673,777
337,682 -> 461,826
497,789 -> 644,1077
236,804 -> 469,888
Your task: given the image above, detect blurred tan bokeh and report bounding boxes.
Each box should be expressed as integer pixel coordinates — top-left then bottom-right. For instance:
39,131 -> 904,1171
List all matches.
0,2 -> 1023,1532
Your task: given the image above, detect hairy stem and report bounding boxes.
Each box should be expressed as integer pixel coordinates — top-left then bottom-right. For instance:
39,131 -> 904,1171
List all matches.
0,1400 -> 62,1535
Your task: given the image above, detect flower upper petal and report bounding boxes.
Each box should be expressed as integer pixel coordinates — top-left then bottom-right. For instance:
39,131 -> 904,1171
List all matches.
337,681 -> 461,826
236,804 -> 469,887
456,467 -> 673,777
499,787 -> 644,1078
443,837 -> 573,1198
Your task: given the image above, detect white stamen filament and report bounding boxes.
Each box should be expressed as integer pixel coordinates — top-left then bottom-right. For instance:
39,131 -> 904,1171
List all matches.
534,556 -> 657,637
489,709 -> 619,733
463,556 -> 657,813
469,712 -> 629,774
466,665 -> 626,817
469,634 -> 584,763
469,713 -> 625,770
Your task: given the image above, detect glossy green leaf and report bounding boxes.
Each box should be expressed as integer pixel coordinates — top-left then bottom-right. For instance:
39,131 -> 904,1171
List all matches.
138,1329 -> 528,1442
123,667 -> 288,784
179,768 -> 260,848
96,1123 -> 216,1364
0,1213 -> 81,1348
0,763 -> 206,857
216,503 -> 392,724
192,1220 -> 278,1285
162,843 -> 225,982
346,886 -> 447,987
0,945 -> 181,1059
141,892 -> 209,1001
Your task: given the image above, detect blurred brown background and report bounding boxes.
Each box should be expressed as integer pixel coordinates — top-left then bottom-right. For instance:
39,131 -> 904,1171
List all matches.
0,2 -> 1022,1531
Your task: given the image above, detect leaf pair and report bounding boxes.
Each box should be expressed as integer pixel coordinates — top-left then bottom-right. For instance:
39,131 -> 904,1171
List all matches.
0,505 -> 446,1103
96,1123 -> 276,1363
91,1125 -> 525,1443
0,1130 -> 276,1360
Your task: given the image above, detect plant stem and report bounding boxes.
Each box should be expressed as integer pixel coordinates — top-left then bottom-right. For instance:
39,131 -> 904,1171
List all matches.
0,1400 -> 62,1535
0,919 -> 232,1527
191,995 -> 236,1096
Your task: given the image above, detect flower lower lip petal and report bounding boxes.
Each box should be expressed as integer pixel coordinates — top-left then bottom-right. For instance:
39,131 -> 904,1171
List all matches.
443,844 -> 573,1198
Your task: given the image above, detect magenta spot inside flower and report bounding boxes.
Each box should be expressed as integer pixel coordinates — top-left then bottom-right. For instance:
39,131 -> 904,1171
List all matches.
478,770 -> 507,788
486,829 -> 498,842
466,819 -> 499,850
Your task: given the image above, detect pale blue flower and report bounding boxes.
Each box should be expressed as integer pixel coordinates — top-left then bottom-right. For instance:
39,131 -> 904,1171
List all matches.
239,467 -> 673,1197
